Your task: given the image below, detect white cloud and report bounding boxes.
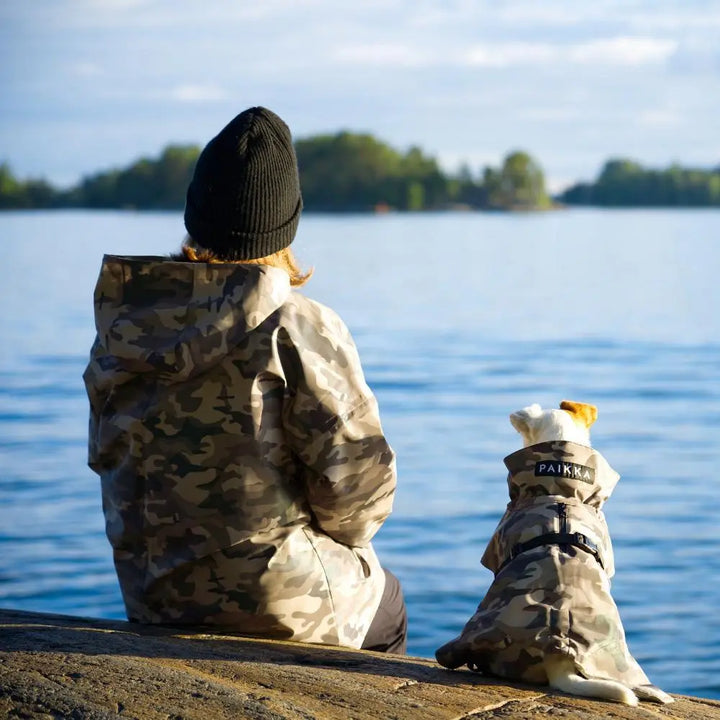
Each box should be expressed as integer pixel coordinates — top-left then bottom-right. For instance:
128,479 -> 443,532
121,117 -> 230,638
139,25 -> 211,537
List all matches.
72,62 -> 103,77
625,8 -> 720,31
524,107 -> 582,122
170,85 -> 229,103
569,37 -> 678,65
494,3 -> 609,27
464,42 -> 556,67
637,110 -> 682,127
335,36 -> 678,71
333,43 -> 429,67
460,36 -> 677,68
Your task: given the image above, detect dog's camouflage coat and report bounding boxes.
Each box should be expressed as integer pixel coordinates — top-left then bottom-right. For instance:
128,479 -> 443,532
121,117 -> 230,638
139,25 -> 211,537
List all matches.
436,439 -> 669,703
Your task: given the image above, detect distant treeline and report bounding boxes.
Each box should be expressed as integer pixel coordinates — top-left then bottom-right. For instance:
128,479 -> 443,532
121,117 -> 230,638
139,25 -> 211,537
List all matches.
0,146 -> 199,211
2,134 -> 719,212
559,159 -> 720,207
0,133 -> 550,212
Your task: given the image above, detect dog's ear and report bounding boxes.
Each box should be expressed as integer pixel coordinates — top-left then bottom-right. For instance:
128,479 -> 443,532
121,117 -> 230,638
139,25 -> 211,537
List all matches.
510,403 -> 542,435
560,400 -> 598,428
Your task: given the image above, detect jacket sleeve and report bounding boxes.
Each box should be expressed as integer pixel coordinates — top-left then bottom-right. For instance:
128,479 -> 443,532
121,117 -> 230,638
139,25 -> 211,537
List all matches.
279,300 -> 396,548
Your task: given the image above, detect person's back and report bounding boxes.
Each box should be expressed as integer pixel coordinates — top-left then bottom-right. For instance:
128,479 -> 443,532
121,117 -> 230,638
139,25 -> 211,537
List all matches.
84,107 -> 406,652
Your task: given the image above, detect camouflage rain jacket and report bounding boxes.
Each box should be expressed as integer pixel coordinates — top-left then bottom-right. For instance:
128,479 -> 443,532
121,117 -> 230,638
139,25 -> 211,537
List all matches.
83,255 -> 396,648
436,441 -> 651,689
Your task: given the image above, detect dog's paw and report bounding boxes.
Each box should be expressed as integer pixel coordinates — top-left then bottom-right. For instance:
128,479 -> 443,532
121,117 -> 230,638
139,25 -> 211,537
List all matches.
435,639 -> 469,670
633,684 -> 674,704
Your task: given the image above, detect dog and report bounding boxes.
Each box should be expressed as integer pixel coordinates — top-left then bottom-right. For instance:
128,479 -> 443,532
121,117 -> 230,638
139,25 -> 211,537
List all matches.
436,400 -> 672,705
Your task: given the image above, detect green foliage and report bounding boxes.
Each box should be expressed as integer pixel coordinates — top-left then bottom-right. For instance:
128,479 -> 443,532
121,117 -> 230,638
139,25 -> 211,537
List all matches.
295,133 -> 546,211
4,135 -> 720,212
561,158 -> 720,207
406,181 -> 425,211
486,151 -> 550,210
295,132 -> 400,210
294,133 -> 445,211
0,134 -> 552,212
0,163 -> 58,209
74,144 -> 200,209
0,163 -> 22,209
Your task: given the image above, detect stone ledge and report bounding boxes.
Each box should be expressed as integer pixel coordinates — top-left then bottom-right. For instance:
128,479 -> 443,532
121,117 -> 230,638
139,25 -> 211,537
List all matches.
1,608 -> 718,719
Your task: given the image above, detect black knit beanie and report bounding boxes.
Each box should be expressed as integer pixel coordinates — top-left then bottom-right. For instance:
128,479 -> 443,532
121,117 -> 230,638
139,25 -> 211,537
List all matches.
184,106 -> 303,260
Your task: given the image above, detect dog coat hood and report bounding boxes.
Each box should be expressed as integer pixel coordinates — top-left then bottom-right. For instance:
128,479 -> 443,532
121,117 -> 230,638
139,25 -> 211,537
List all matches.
482,441 -> 617,578
436,442 -> 653,691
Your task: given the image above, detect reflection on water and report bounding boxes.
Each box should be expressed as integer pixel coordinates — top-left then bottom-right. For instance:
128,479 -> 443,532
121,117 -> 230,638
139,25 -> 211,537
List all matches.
1,210 -> 718,699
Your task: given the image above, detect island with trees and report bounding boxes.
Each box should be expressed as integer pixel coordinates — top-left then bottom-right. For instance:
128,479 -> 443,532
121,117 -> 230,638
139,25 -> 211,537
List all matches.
1,131 -> 719,211
559,158 -> 720,207
0,133 -> 550,212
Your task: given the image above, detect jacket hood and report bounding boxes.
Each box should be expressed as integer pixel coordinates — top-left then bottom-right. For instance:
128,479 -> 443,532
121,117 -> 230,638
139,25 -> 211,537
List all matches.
87,254 -> 291,388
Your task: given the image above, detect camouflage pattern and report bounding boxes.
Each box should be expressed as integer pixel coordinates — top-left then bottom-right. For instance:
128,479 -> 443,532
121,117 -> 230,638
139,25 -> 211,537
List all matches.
436,441 -> 654,692
83,254 -> 396,648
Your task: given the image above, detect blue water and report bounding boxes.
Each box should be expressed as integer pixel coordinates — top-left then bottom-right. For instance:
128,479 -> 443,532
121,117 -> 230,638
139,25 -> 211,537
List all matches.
1,210 -> 719,699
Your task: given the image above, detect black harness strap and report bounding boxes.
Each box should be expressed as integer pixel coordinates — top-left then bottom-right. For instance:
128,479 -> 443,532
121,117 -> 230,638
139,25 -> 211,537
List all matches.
498,531 -> 604,573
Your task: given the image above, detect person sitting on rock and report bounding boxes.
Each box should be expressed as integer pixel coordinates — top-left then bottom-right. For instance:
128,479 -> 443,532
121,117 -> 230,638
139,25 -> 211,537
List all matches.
83,106 -> 406,653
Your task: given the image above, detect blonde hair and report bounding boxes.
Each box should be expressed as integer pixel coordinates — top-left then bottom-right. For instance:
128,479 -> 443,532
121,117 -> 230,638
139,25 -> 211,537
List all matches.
178,239 -> 313,288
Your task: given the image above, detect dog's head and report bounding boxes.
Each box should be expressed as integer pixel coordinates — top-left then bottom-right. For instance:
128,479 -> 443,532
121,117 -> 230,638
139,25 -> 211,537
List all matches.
510,400 -> 597,447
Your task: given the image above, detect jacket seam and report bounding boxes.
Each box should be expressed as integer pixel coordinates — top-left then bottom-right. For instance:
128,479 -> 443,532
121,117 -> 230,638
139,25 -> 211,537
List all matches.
301,527 -> 339,636
318,394 -> 373,434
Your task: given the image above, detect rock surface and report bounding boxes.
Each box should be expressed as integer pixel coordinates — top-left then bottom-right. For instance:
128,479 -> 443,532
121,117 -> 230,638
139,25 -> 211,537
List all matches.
1,608 -> 718,719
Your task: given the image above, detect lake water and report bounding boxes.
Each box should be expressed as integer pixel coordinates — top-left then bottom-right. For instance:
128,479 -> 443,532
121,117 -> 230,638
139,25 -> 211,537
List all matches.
1,209 -> 718,699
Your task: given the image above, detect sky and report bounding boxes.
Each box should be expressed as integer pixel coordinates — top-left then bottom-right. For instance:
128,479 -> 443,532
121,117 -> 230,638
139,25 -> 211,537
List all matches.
2,0 -> 720,192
